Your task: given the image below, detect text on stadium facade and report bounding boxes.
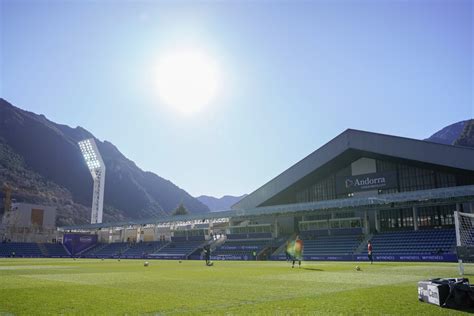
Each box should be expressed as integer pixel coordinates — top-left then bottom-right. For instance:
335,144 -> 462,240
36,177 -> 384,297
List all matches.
336,171 -> 398,194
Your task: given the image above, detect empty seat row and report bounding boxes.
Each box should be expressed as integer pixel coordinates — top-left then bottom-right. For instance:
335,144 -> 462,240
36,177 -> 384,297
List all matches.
0,242 -> 48,257
363,229 -> 457,255
151,241 -> 205,258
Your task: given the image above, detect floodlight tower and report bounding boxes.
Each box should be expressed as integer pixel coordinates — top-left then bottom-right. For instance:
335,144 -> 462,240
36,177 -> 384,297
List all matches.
78,138 -> 106,224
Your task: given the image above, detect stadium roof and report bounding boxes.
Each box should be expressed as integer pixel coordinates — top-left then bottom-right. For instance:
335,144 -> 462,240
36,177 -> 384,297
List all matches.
59,184 -> 474,231
232,129 -> 474,210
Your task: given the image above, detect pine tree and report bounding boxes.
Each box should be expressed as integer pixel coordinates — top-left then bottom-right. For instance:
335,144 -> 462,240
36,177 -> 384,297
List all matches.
172,203 -> 189,216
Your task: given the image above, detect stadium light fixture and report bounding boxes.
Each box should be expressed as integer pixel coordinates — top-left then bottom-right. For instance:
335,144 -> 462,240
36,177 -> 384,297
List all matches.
78,138 -> 106,224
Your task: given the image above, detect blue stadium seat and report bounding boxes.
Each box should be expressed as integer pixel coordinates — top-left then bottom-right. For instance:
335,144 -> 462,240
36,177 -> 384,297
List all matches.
359,229 -> 456,255
150,241 -> 205,259
43,243 -> 69,257
300,235 -> 362,256
122,241 -> 167,258
0,242 -> 43,257
82,242 -> 130,258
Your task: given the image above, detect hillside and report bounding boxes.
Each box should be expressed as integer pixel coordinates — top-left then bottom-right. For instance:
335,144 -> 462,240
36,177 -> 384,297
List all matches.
0,98 -> 209,225
426,120 -> 473,147
454,119 -> 474,148
197,194 -> 247,212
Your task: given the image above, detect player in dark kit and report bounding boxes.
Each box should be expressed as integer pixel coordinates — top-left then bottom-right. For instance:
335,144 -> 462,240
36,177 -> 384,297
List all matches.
285,241 -> 290,262
203,245 -> 211,266
367,240 -> 373,264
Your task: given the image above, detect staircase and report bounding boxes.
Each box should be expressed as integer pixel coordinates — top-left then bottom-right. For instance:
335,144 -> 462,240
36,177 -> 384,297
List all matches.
154,242 -> 170,253
271,239 -> 290,257
210,236 -> 227,251
80,243 -> 108,257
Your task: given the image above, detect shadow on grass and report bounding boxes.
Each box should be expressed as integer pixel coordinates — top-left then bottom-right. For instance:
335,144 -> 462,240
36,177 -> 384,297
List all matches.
301,267 -> 324,271
442,306 -> 474,313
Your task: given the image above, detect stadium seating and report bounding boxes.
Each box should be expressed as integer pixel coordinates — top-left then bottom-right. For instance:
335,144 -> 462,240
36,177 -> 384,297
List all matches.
300,235 -> 362,256
150,240 -> 205,259
82,242 -> 130,258
121,241 -> 167,258
0,228 -> 457,261
358,229 -> 456,255
42,243 -> 69,257
213,239 -> 275,259
0,242 -> 43,257
300,228 -> 363,239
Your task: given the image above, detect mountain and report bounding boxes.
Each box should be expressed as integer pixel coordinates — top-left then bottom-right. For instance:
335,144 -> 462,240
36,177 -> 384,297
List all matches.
454,120 -> 474,148
0,98 -> 209,225
197,194 -> 247,212
425,120 -> 469,145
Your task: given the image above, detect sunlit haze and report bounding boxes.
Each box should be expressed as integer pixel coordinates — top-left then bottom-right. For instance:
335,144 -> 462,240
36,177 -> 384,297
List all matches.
1,0 -> 472,197
156,50 -> 219,114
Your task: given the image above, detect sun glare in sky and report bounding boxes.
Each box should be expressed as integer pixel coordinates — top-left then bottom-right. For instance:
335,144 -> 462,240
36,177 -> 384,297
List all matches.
155,50 -> 220,115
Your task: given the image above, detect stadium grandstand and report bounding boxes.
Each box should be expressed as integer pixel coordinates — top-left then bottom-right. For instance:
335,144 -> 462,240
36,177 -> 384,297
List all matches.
2,129 -> 474,263
0,242 -> 69,258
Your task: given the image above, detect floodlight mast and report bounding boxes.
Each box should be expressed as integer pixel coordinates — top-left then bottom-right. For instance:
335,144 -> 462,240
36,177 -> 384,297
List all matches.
78,138 -> 106,224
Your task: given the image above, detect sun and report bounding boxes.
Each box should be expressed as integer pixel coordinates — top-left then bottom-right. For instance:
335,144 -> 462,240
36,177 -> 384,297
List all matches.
155,50 -> 219,114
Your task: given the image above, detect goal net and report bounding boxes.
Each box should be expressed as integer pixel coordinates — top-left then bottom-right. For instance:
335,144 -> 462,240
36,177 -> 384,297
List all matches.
454,211 -> 474,275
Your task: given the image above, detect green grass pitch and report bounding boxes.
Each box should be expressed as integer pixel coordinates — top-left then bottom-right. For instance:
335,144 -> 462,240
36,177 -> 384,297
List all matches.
0,258 -> 472,315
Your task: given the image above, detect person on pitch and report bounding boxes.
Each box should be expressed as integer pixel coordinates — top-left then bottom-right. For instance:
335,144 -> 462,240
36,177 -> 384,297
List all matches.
292,235 -> 304,268
285,241 -> 291,262
367,240 -> 373,264
203,245 -> 211,266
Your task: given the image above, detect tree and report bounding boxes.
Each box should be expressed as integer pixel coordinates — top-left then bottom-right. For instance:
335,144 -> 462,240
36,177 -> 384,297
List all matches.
172,203 -> 189,216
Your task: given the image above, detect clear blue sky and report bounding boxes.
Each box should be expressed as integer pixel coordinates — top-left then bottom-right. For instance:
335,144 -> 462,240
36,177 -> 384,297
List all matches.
1,0 -> 473,198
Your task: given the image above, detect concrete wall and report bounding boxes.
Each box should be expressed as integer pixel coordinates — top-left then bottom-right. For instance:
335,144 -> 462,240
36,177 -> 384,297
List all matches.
276,216 -> 295,236
124,228 -> 137,242
2,203 -> 56,229
98,230 -> 109,243
142,227 -> 156,241
351,158 -> 377,233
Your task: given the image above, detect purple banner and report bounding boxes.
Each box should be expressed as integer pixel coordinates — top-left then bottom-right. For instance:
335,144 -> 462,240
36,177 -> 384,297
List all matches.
148,254 -> 186,260
63,234 -> 98,255
211,255 -> 251,261
270,253 -> 457,262
353,254 -> 457,262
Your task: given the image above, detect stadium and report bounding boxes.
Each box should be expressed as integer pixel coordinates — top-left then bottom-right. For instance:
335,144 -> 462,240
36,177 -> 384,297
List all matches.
3,129 -> 474,263
2,129 -> 474,314
2,0 -> 473,312
44,129 -> 473,262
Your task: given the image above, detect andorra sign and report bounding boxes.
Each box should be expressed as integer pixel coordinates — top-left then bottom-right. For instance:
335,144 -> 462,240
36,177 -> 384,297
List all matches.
336,171 -> 398,194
